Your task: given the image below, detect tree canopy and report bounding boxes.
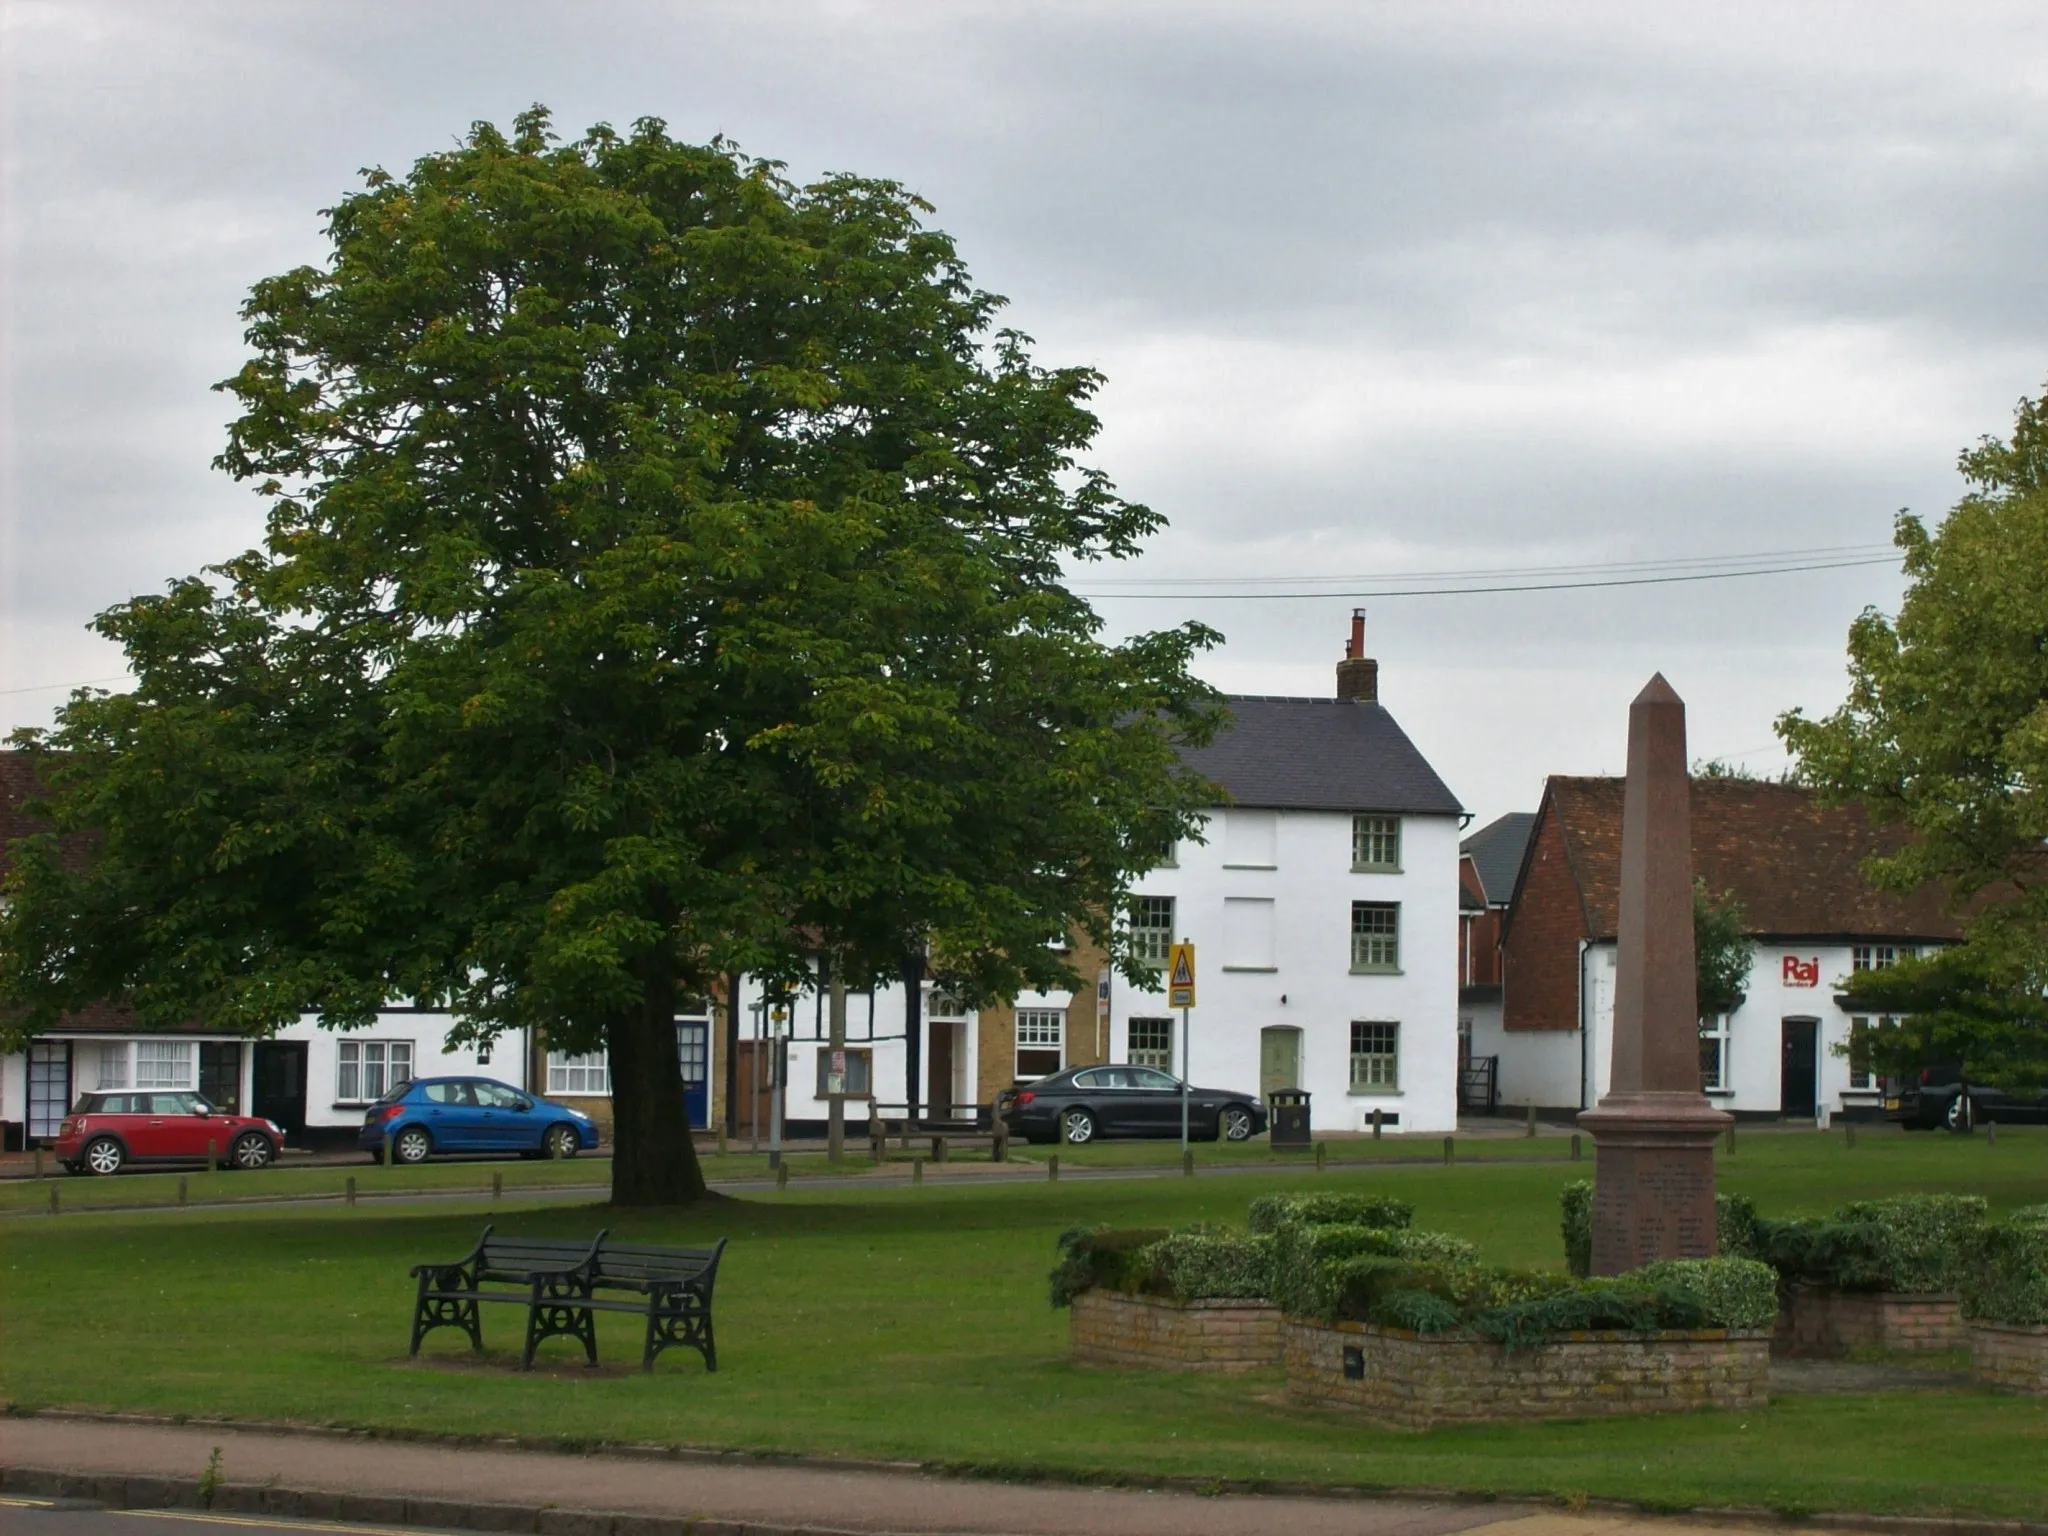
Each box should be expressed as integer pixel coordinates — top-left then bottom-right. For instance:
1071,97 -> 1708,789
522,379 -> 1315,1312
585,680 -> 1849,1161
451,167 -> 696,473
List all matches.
0,110 -> 1223,1204
1779,382 -> 2048,1086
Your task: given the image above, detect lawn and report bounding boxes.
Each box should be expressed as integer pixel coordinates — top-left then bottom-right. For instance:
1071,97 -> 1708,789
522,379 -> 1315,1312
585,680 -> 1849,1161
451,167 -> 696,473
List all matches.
4,1129 -> 2045,1519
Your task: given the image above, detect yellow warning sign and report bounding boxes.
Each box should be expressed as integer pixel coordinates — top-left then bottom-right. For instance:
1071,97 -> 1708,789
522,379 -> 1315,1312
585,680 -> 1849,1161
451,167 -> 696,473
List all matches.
1166,942 -> 1196,1009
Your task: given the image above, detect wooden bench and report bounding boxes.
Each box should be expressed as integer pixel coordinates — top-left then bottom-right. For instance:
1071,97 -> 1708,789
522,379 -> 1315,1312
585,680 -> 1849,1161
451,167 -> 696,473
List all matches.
409,1225 -> 727,1372
866,1109 -> 1009,1164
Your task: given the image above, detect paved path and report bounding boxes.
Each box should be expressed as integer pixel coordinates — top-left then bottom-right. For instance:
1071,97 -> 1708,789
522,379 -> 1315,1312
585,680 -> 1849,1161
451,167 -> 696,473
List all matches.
0,1418 -> 1822,1536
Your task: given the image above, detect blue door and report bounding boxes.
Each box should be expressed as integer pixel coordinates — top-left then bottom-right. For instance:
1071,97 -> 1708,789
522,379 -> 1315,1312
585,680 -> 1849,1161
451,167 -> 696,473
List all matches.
677,1021 -> 710,1129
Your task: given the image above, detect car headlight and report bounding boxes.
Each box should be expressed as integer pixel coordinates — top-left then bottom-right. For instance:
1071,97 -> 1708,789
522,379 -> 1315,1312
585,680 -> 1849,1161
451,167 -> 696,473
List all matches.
267,1121 -> 285,1137
568,1109 -> 590,1121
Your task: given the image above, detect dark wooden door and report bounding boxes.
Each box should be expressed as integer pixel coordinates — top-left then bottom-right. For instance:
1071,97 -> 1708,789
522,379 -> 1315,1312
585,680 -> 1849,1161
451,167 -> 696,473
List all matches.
732,1041 -> 773,1139
252,1041 -> 308,1135
1780,1018 -> 1819,1118
927,1022 -> 956,1120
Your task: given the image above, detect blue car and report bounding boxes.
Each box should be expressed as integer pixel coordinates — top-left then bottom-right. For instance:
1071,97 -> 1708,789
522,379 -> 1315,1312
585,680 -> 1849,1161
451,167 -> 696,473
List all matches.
359,1076 -> 601,1164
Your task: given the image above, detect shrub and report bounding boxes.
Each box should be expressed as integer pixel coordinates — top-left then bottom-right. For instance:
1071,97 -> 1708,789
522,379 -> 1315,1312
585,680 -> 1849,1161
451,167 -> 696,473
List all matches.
1137,1228 -> 1276,1303
1634,1256 -> 1779,1329
1271,1221 -> 1478,1319
1960,1220 -> 2048,1326
1716,1192 -> 1761,1259
1476,1279 -> 1707,1349
1756,1194 -> 1988,1294
1248,1192 -> 1414,1235
1048,1226 -> 1169,1307
1562,1180 -> 1594,1277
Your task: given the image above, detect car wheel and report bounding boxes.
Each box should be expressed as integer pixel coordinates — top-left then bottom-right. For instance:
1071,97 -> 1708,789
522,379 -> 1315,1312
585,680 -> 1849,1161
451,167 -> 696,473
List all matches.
1945,1093 -> 1975,1134
544,1124 -> 580,1160
393,1125 -> 434,1164
83,1136 -> 124,1176
1219,1104 -> 1256,1142
1061,1107 -> 1097,1144
231,1132 -> 275,1170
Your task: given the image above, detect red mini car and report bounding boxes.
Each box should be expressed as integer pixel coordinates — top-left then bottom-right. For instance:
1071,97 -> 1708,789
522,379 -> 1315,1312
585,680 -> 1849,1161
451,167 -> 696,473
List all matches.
54,1091 -> 285,1175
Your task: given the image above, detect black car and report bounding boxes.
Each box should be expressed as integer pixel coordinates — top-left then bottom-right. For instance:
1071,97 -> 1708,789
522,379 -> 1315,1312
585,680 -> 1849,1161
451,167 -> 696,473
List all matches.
1890,1061 -> 2048,1132
1000,1065 -> 1268,1144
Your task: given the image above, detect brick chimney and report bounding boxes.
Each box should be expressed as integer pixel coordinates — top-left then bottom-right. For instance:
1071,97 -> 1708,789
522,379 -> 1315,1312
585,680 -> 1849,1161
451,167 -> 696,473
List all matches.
1337,608 -> 1378,702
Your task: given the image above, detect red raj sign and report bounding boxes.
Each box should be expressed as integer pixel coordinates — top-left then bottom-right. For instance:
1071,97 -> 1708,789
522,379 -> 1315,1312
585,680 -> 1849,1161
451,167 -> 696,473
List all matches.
1782,955 -> 1820,988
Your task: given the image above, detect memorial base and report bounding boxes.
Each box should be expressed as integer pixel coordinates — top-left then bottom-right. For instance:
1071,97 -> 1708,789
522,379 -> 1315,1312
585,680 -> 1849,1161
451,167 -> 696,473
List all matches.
1577,1094 -> 1732,1276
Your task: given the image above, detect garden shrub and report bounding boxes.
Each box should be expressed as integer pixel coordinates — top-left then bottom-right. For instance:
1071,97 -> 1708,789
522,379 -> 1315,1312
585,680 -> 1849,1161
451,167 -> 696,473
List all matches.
1137,1227 -> 1276,1303
1247,1192 -> 1414,1235
1634,1256 -> 1779,1329
1564,1182 -> 1758,1276
1474,1278 -> 1707,1349
1271,1221 -> 1478,1318
1960,1220 -> 2048,1326
1048,1226 -> 1169,1307
1716,1192 -> 1761,1259
1757,1194 -> 1988,1294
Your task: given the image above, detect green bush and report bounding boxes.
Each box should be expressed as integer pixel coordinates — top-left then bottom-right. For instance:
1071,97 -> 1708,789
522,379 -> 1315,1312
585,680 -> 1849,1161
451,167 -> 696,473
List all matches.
1048,1226 -> 1169,1307
1960,1220 -> 2048,1326
1271,1221 -> 1478,1319
1561,1180 -> 1594,1277
1634,1256 -> 1779,1329
1563,1182 -> 1759,1276
1137,1228 -> 1276,1303
1247,1192 -> 1414,1235
1758,1194 -> 1988,1295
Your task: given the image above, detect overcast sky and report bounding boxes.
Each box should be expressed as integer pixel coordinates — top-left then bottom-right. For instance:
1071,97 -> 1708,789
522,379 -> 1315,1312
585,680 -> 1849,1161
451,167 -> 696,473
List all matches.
5,1 -> 2047,825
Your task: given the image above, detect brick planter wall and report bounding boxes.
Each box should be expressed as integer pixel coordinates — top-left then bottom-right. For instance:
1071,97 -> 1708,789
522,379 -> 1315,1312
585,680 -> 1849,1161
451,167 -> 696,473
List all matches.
1282,1318 -> 1769,1427
1068,1289 -> 1281,1372
1773,1286 -> 1964,1357
1969,1322 -> 2048,1393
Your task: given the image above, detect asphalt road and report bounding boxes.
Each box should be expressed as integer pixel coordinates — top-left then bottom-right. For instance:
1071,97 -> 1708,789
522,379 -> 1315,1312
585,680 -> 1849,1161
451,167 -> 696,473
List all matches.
1,1504 -> 429,1536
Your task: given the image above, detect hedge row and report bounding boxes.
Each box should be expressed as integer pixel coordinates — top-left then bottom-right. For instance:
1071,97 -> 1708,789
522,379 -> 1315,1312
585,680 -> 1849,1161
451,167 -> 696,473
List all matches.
1248,1191 -> 1413,1234
1049,1224 -> 1274,1307
1961,1205 -> 2048,1327
1753,1194 -> 1988,1295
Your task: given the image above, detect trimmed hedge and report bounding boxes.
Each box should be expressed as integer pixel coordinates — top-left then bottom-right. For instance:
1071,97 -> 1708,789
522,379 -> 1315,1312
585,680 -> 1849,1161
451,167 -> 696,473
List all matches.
1756,1194 -> 1988,1294
1272,1220 -> 1478,1319
1049,1226 -> 1169,1307
1140,1227 -> 1276,1303
1562,1180 -> 1759,1276
1248,1192 -> 1413,1235
1635,1256 -> 1780,1330
1961,1220 -> 2048,1326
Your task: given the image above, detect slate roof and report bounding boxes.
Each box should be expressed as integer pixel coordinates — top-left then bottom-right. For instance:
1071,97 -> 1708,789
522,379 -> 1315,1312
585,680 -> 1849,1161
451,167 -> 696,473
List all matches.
1179,697 -> 1463,815
1533,775 -> 1965,943
1461,811 -> 1535,905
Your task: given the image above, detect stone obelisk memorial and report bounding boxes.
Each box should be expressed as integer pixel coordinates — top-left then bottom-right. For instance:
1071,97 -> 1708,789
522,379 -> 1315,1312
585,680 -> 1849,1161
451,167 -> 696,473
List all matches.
1577,674 -> 1732,1274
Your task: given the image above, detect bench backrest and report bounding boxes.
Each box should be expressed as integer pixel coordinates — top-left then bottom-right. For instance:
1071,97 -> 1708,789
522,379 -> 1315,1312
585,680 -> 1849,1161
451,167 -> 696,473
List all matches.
594,1236 -> 727,1290
477,1229 -> 606,1277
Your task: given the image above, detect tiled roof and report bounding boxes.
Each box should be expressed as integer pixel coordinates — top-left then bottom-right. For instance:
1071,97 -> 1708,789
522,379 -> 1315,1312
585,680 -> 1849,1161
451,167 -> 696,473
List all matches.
1180,697 -> 1464,815
1462,811 -> 1535,905
1540,775 -> 1964,943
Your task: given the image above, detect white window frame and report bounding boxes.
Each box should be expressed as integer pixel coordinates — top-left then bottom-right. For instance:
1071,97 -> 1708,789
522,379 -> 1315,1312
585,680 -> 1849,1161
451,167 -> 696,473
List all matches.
1852,944 -> 1906,972
1699,1013 -> 1732,1093
1131,895 -> 1175,968
1127,1016 -> 1175,1072
1352,815 -> 1401,872
1015,1009 -> 1065,1080
1349,1020 -> 1400,1092
134,1040 -> 195,1090
95,1041 -> 131,1091
1350,901 -> 1400,972
337,1038 -> 415,1104
547,1050 -> 611,1096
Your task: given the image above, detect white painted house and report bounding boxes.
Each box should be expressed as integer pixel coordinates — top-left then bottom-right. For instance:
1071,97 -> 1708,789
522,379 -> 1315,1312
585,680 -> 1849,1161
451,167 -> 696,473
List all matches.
1113,621 -> 1466,1134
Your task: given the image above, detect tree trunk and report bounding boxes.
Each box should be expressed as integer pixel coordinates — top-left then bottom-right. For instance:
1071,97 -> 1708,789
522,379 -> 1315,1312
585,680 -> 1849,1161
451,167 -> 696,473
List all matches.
606,961 -> 709,1206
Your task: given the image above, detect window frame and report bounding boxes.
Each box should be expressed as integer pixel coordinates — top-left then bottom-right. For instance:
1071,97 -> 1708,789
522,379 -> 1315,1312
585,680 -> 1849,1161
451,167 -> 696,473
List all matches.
133,1039 -> 195,1091
1351,814 -> 1402,873
1015,1008 -> 1066,1081
1130,894 -> 1176,970
336,1038 -> 415,1105
1348,1020 -> 1400,1093
1350,901 -> 1401,973
546,1049 -> 612,1097
1699,1012 -> 1732,1094
1126,1015 -> 1175,1072
814,1045 -> 875,1099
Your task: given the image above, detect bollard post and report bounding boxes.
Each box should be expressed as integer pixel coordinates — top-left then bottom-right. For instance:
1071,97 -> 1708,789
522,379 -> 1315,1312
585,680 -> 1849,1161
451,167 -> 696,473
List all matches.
911,1156 -> 924,1186
1314,1140 -> 1327,1172
1371,1107 -> 1382,1140
492,1172 -> 503,1202
33,1148 -> 43,1180
1526,1103 -> 1537,1138
1443,1135 -> 1454,1166
1048,1153 -> 1059,1183
1845,1123 -> 1857,1150
384,1130 -> 395,1167
1725,1121 -> 1736,1155
345,1176 -> 357,1207
49,1184 -> 59,1216
994,1120 -> 1009,1164
1571,1133 -> 1582,1162
1181,1149 -> 1194,1178
178,1176 -> 188,1206
717,1123 -> 728,1158
207,1138 -> 218,1174
776,1161 -> 790,1191
1988,1121 -> 1998,1147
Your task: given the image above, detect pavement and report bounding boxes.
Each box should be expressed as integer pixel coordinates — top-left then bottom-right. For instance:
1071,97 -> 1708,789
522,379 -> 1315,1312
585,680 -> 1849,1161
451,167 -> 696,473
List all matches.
0,1417 -> 1916,1536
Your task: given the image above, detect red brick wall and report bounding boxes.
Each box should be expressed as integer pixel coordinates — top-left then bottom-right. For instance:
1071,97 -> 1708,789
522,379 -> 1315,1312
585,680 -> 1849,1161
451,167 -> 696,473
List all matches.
1502,805 -> 1586,1032
1463,906 -> 1504,987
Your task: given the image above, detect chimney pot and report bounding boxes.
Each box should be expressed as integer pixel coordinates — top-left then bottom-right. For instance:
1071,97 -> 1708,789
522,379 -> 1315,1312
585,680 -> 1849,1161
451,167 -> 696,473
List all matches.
1337,611 -> 1377,702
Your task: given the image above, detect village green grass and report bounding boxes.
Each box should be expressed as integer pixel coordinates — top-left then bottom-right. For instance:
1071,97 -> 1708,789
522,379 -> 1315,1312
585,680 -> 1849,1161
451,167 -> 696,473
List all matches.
3,1130 -> 2046,1519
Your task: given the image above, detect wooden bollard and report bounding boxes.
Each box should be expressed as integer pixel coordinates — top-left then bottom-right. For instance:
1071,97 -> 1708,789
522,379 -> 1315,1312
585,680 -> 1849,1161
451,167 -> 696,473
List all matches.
178,1176 -> 188,1206
492,1172 -> 503,1201
993,1122 -> 1009,1164
1371,1107 -> 1382,1140
206,1138 -> 218,1174
33,1148 -> 43,1180
717,1124 -> 728,1158
1048,1153 -> 1059,1182
1845,1123 -> 1857,1149
384,1130 -> 395,1166
776,1161 -> 790,1191
1725,1121 -> 1736,1154
911,1156 -> 924,1186
1526,1103 -> 1538,1138
48,1184 -> 59,1216
345,1176 -> 357,1207
1988,1121 -> 1998,1147
1443,1135 -> 1455,1165
1571,1133 -> 1582,1161
1314,1140 -> 1327,1172
1181,1149 -> 1194,1178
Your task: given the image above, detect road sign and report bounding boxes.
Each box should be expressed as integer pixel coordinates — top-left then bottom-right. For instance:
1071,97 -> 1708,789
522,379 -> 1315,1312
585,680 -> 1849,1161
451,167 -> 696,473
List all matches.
1166,942 -> 1196,1009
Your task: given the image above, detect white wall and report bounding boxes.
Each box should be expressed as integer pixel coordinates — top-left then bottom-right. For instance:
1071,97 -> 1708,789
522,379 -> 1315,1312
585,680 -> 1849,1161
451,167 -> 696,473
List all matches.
1123,808 -> 1463,1133
270,1012 -> 525,1130
1465,994 -> 1584,1111
729,973 -> 979,1124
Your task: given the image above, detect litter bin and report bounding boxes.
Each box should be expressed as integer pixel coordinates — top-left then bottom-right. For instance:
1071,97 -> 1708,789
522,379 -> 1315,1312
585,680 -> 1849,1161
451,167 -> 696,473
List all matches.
1268,1089 -> 1312,1148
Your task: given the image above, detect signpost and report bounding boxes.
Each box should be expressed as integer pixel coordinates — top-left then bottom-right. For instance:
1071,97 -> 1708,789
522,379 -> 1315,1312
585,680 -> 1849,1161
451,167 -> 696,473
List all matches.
1166,942 -> 1196,1151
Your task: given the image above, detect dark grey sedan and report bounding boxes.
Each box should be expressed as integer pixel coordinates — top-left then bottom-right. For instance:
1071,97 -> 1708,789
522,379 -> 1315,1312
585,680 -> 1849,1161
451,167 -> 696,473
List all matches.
999,1064 -> 1268,1144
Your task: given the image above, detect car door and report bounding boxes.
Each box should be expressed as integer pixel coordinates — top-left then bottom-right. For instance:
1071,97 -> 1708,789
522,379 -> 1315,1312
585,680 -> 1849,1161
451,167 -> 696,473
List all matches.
417,1081 -> 478,1147
152,1092 -> 219,1158
100,1093 -> 162,1157
1126,1067 -> 1187,1135
471,1081 -> 536,1150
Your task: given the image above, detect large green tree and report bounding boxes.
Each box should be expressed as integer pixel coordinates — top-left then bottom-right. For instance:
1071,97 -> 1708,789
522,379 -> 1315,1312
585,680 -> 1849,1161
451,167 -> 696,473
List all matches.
0,111 -> 1221,1204
1778,383 -> 2048,1086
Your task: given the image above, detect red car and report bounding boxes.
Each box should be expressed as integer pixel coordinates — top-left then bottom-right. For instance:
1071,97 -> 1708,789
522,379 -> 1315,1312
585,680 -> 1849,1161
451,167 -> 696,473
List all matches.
54,1091 -> 285,1175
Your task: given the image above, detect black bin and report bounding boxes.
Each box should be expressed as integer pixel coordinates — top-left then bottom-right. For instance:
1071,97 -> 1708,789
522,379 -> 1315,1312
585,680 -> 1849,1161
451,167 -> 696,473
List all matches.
1268,1089 -> 1312,1148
